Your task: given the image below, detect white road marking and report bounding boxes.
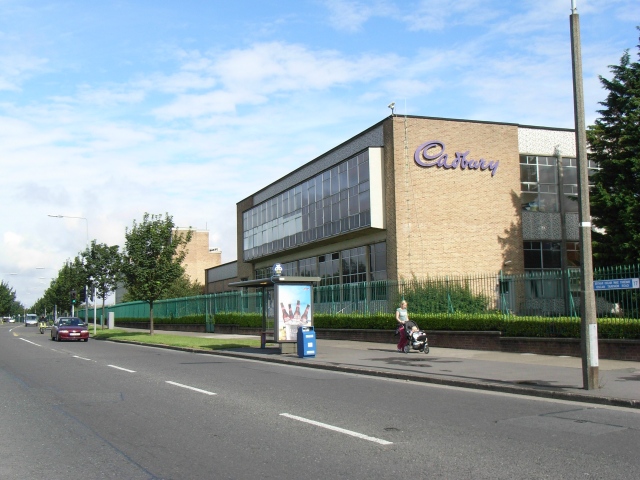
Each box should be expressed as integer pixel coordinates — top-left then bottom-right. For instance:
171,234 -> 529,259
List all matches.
165,381 -> 217,396
19,338 -> 40,346
108,365 -> 136,373
280,413 -> 393,445
73,355 -> 92,361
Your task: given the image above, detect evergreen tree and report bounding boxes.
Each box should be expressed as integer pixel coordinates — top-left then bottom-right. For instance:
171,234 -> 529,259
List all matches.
587,31 -> 640,266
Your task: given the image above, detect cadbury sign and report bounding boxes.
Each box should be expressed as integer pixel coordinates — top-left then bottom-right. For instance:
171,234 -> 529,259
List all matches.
414,140 -> 499,177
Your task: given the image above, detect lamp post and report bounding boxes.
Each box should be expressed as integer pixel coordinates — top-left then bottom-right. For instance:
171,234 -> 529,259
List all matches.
48,214 -> 90,325
569,0 -> 599,390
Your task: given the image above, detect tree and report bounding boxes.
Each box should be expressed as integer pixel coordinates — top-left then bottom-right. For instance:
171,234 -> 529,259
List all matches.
82,240 -> 122,324
121,213 -> 193,334
160,274 -> 204,299
587,31 -> 640,266
122,273 -> 204,303
0,281 -> 17,317
33,258 -> 86,316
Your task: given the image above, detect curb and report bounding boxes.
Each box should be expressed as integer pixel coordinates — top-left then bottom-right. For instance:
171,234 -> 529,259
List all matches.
104,338 -> 640,410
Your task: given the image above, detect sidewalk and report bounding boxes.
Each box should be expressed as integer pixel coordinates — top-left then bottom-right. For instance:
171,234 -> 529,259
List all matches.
115,329 -> 640,409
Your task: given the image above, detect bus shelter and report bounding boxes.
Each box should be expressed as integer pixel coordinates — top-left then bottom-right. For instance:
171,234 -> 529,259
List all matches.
228,275 -> 320,353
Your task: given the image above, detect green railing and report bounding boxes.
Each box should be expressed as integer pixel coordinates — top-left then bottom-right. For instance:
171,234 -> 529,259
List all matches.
85,265 -> 640,322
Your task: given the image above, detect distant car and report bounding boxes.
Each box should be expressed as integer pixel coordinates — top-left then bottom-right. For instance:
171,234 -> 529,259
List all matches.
8,318 -> 15,323
51,317 -> 89,342
25,314 -> 38,327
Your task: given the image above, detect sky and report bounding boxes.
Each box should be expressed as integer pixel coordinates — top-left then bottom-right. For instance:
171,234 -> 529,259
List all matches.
1,0 -> 638,308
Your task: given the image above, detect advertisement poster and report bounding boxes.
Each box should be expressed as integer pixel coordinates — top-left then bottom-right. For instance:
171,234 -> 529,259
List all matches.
275,283 -> 312,342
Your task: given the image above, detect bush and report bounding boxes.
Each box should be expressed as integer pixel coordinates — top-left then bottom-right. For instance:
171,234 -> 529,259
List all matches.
396,279 -> 491,314
213,312 -> 262,328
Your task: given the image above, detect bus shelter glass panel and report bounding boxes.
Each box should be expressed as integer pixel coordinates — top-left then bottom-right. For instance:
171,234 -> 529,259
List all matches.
264,287 -> 275,333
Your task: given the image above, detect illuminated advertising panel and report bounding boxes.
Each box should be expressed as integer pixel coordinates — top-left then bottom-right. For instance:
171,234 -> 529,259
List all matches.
275,283 -> 312,342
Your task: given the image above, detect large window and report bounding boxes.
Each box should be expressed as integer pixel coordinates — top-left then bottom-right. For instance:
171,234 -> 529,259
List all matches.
253,242 -> 387,287
520,155 -> 598,213
520,156 -> 559,212
523,241 -> 561,270
369,242 -> 387,281
341,247 -> 367,285
243,150 -> 371,261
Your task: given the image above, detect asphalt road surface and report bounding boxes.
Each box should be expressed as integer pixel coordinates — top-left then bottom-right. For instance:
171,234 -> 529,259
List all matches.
2,323 -> 640,480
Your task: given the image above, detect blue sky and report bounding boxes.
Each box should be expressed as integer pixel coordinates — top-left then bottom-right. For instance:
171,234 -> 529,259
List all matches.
1,0 -> 638,307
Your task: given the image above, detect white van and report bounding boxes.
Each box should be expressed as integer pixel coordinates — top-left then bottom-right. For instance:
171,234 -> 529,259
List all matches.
25,314 -> 38,326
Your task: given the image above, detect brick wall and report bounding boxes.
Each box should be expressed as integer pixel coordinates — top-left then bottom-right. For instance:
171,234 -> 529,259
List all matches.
176,230 -> 222,285
388,117 -> 525,278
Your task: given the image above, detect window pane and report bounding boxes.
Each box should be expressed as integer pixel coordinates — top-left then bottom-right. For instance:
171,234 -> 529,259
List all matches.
538,164 -> 556,184
524,249 -> 542,269
520,164 -> 537,183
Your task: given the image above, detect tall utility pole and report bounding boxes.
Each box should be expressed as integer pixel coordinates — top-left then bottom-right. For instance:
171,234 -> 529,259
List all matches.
569,0 -> 599,389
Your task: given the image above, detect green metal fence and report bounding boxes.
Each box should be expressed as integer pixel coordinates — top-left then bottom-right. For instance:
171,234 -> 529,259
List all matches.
90,265 -> 640,322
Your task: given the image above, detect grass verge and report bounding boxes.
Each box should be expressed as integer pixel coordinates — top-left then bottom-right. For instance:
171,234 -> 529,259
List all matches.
91,329 -> 261,351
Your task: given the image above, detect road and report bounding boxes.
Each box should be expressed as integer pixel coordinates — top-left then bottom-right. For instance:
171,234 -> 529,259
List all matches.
2,323 -> 640,479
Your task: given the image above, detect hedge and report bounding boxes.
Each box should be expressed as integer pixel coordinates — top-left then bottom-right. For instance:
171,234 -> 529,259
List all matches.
113,312 -> 640,339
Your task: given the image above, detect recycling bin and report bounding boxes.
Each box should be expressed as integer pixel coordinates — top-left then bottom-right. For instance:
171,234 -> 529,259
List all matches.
297,326 -> 316,358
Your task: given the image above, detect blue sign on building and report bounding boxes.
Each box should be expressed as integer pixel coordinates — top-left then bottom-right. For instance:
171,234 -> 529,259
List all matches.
593,278 -> 640,291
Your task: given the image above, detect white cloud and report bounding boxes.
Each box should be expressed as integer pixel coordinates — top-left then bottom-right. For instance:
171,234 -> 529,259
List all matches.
322,0 -> 397,32
0,54 -> 48,91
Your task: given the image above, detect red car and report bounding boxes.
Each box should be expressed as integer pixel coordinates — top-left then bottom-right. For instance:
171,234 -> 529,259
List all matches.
51,317 -> 89,342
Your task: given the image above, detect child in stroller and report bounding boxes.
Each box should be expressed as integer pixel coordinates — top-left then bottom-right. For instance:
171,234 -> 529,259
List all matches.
402,320 -> 429,354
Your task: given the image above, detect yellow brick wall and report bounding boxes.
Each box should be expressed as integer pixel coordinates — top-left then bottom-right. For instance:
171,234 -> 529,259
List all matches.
388,117 -> 524,279
176,230 -> 223,285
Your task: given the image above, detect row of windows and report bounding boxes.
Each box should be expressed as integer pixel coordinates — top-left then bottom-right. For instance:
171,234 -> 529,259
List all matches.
243,151 -> 372,261
520,155 -> 598,213
254,242 -> 387,287
523,241 -> 580,270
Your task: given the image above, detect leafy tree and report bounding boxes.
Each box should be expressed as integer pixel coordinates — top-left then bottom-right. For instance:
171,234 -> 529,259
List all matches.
160,274 -> 204,299
122,273 -> 204,303
82,240 -> 122,323
32,259 -> 86,316
0,281 -> 17,317
121,213 -> 193,334
587,31 -> 640,266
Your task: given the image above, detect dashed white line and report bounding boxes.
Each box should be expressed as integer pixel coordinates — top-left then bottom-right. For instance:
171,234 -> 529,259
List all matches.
73,355 -> 92,361
19,338 -> 40,346
108,365 -> 136,373
279,413 -> 393,445
166,381 -> 217,396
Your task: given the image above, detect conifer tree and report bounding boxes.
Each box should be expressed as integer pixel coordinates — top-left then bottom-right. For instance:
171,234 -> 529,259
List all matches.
587,30 -> 640,266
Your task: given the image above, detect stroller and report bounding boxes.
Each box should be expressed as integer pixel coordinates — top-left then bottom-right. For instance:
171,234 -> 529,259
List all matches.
402,320 -> 429,354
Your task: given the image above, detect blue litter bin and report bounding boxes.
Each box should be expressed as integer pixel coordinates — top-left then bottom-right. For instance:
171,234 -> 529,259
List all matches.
297,326 -> 316,358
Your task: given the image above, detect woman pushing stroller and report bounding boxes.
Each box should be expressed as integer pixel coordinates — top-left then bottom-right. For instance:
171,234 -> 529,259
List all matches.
395,300 -> 429,354
396,300 -> 410,352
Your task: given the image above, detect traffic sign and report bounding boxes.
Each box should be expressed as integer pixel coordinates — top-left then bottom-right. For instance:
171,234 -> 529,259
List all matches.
593,278 -> 640,291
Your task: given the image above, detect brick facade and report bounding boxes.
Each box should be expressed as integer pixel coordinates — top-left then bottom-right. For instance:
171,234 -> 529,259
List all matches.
176,229 -> 222,286
389,117 -> 524,279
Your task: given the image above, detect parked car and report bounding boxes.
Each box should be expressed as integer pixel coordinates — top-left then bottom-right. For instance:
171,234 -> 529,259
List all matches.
25,314 -> 38,327
51,317 -> 89,342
